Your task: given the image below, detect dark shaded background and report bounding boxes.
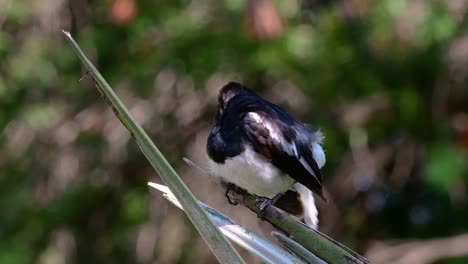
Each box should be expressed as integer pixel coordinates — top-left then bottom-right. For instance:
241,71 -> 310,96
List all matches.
1,0 -> 467,263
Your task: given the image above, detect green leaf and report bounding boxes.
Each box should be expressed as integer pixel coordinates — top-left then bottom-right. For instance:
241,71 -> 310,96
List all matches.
62,30 -> 245,264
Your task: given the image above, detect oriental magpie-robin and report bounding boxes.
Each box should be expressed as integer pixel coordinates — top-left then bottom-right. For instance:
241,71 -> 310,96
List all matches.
206,82 -> 327,229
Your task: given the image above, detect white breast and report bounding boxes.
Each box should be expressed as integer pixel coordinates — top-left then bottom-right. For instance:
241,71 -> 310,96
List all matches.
207,147 -> 295,198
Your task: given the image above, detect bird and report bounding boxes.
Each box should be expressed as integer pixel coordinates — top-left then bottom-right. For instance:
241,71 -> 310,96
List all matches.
206,82 -> 327,229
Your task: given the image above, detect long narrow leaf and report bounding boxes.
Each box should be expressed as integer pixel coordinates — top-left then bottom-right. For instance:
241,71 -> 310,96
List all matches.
148,182 -> 306,264
183,158 -> 369,264
272,231 -> 326,264
230,188 -> 369,264
62,30 -> 245,264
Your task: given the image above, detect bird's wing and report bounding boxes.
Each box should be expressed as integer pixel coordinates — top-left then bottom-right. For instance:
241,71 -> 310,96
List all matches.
241,112 -> 327,201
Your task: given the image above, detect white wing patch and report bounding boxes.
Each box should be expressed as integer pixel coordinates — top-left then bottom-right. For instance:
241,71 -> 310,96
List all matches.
246,112 -> 298,156
299,143 -> 326,181
312,143 -> 326,168
247,112 -> 262,123
282,141 -> 299,157
247,112 -> 283,143
299,157 -> 318,179
246,112 -> 326,177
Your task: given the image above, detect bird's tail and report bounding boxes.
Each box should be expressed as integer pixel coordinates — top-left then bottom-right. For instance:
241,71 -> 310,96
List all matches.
294,183 -> 319,230
274,183 -> 319,229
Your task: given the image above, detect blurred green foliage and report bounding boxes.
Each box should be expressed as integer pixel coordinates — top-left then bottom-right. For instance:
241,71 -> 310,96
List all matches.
0,0 -> 467,263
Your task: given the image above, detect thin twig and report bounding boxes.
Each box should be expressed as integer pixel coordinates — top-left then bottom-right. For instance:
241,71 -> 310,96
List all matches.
183,157 -> 213,176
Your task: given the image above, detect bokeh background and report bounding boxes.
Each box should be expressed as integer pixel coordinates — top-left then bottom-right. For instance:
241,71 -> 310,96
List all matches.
1,0 -> 468,263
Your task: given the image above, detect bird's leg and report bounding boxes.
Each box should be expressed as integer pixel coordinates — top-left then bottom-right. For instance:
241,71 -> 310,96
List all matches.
224,183 -> 240,206
256,193 -> 283,220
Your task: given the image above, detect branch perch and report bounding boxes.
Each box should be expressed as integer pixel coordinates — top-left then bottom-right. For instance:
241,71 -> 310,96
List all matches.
226,186 -> 368,264
183,157 -> 369,264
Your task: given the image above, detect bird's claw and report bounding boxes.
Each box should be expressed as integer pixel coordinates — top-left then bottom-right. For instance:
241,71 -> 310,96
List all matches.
256,197 -> 273,220
256,193 -> 282,220
225,183 -> 239,206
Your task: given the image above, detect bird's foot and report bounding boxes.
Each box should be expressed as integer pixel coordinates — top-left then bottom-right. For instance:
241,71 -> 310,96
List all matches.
225,183 -> 240,206
255,197 -> 272,220
255,193 -> 283,220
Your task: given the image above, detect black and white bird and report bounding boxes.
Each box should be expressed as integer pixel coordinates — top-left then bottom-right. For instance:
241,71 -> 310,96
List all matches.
206,82 -> 327,229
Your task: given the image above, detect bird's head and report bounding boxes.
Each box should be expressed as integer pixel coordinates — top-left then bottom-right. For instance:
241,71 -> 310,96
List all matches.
218,82 -> 254,112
